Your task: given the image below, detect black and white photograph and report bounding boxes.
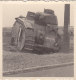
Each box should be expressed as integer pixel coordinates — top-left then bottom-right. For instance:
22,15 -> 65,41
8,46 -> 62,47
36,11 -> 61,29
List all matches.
2,3 -> 74,77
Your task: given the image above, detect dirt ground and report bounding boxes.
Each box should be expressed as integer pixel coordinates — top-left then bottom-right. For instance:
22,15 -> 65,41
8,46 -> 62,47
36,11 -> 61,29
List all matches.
3,27 -> 74,72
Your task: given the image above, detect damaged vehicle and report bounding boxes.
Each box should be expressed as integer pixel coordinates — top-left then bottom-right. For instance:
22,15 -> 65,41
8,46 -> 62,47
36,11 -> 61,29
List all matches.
11,9 -> 61,52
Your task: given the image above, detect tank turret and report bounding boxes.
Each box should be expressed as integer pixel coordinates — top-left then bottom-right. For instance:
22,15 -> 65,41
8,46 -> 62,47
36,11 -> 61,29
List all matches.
44,9 -> 54,14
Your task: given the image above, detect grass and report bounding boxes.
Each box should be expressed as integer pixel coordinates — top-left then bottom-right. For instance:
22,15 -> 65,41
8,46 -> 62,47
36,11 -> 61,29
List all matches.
3,27 -> 74,72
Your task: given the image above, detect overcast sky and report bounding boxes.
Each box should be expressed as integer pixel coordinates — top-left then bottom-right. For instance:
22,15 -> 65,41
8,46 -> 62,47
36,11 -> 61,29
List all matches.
3,2 -> 74,27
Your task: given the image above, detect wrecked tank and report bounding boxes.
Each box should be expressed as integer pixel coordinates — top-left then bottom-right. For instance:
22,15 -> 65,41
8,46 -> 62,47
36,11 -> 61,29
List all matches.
11,9 -> 61,52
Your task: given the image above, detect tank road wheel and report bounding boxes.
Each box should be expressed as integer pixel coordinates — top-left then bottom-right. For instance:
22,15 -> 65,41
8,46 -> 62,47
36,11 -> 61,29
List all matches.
17,27 -> 25,51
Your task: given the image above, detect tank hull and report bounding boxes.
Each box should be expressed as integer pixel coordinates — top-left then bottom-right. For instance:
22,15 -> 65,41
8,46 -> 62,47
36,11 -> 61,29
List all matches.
11,10 -> 61,52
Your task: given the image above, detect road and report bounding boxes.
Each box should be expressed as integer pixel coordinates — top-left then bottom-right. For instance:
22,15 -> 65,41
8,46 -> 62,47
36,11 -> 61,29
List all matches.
4,64 -> 74,77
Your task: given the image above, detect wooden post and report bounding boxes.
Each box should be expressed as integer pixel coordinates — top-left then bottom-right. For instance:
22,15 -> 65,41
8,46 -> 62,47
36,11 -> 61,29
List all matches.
62,4 -> 70,53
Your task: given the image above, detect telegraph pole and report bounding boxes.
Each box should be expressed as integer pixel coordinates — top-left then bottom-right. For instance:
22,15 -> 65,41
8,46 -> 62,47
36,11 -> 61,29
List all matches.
62,4 -> 70,53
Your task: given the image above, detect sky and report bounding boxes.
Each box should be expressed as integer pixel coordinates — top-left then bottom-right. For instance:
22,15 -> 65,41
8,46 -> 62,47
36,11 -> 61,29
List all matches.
2,2 -> 74,27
